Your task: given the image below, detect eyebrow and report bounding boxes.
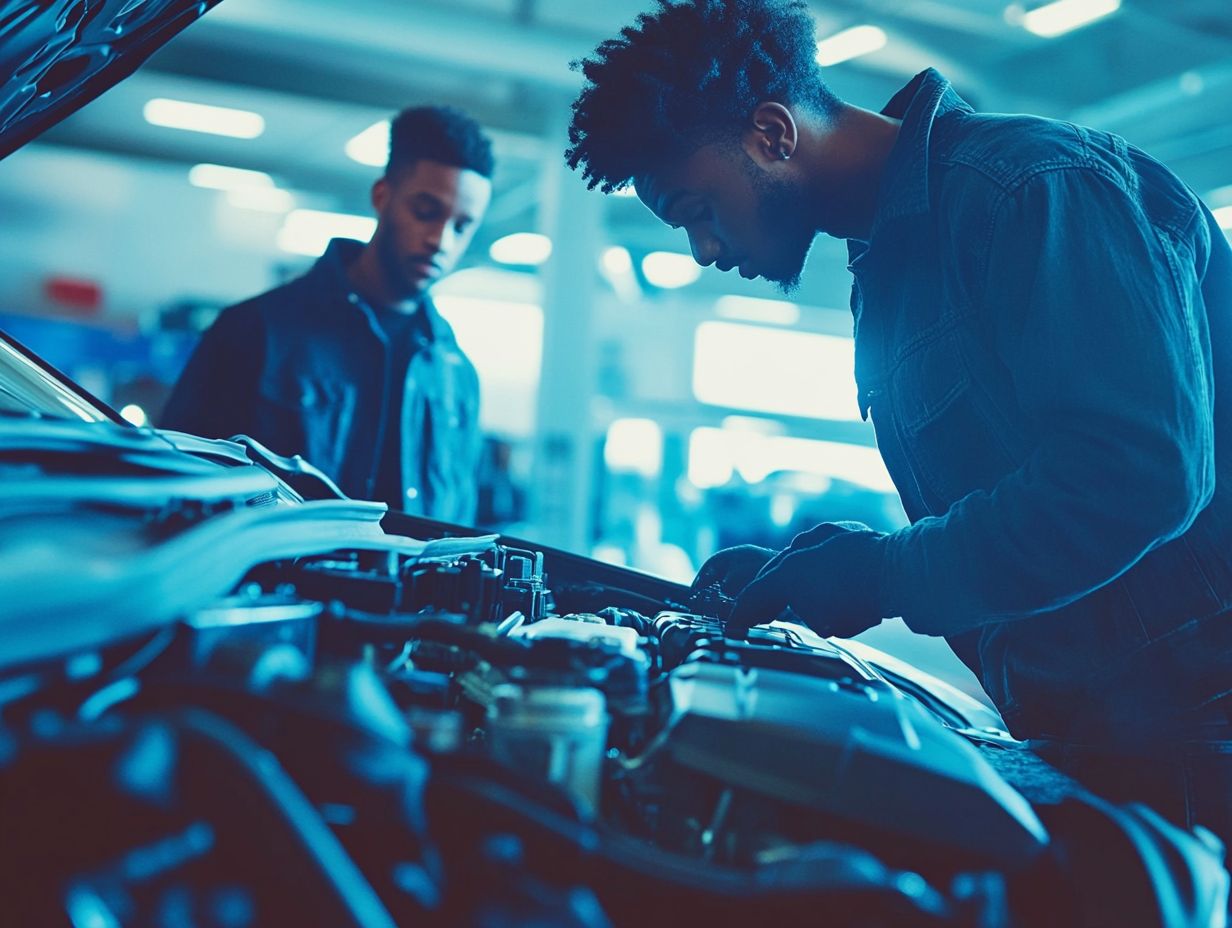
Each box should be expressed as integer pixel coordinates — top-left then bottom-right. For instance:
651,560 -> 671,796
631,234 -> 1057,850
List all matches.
411,190 -> 474,224
411,191 -> 445,209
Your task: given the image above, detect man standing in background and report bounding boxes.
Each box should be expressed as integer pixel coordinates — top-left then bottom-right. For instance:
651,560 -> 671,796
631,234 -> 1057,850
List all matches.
163,106 -> 493,522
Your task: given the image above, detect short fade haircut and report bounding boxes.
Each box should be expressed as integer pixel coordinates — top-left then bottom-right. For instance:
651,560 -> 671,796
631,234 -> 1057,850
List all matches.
387,105 -> 495,180
566,0 -> 837,193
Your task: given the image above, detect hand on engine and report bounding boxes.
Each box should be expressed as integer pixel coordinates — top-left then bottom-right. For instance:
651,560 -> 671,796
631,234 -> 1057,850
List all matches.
728,524 -> 889,641
690,545 -> 778,597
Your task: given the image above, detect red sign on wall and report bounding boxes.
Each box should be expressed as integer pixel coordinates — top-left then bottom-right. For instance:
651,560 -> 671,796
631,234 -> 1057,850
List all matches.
43,276 -> 103,315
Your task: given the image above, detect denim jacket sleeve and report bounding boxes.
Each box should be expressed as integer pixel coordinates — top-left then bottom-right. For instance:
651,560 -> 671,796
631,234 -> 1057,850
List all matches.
160,304 -> 264,439
884,165 -> 1216,636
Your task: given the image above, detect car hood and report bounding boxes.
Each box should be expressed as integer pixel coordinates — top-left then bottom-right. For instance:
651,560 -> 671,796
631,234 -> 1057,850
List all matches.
0,0 -> 222,161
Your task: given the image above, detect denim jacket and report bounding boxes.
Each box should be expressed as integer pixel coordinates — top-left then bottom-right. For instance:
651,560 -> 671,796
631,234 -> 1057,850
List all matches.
854,71 -> 1232,742
162,239 -> 481,523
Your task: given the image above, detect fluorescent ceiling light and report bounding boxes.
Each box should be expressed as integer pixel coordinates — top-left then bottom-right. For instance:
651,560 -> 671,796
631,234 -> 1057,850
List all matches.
144,98 -> 264,139
601,246 -> 633,276
189,163 -> 273,191
715,295 -> 800,326
815,25 -> 887,67
600,246 -> 640,302
1016,0 -> 1121,37
1213,206 -> 1232,230
489,232 -> 553,266
277,209 -> 376,256
227,187 -> 295,213
346,121 -> 390,167
642,251 -> 701,289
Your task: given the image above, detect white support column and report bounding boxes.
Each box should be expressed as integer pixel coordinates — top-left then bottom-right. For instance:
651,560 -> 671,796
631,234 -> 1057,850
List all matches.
526,115 -> 604,552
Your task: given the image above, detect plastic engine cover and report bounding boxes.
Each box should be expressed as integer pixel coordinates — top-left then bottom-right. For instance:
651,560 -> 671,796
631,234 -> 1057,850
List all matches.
666,661 -> 1048,868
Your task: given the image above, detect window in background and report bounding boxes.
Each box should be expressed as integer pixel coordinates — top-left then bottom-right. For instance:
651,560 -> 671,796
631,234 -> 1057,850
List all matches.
434,294 -> 543,437
687,426 -> 894,492
604,418 -> 663,477
276,209 -> 376,257
687,427 -> 736,488
692,321 -> 861,421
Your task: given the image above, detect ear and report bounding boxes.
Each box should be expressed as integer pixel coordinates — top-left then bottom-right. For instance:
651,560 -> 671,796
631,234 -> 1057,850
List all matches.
741,102 -> 798,166
371,177 -> 391,214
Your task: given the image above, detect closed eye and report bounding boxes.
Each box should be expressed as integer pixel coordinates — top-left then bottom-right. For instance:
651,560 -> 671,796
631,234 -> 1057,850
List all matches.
669,204 -> 711,229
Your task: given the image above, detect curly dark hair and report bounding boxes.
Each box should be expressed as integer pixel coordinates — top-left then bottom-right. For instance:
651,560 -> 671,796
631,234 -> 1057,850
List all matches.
388,105 -> 495,179
566,0 -> 836,193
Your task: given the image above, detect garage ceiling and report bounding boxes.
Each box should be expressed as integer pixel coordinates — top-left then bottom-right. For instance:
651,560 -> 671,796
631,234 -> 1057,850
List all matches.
19,0 -> 1232,312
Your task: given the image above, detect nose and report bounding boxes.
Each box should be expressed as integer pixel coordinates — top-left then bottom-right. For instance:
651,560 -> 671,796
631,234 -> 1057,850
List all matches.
423,221 -> 453,255
688,231 -> 721,268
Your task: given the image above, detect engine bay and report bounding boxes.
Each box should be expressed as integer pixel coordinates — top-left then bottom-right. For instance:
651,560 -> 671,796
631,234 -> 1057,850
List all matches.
0,515 -> 1221,927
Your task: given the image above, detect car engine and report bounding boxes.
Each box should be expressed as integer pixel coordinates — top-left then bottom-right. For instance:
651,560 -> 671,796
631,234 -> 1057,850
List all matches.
0,506 -> 1225,928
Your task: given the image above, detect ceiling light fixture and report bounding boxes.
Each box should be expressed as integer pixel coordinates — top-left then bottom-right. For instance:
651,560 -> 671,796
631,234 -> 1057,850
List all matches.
188,163 -> 274,191
815,25 -> 887,67
489,233 -> 553,266
143,99 -> 264,139
642,251 -> 701,289
227,187 -> 295,213
1014,0 -> 1121,38
346,121 -> 390,167
601,246 -> 633,276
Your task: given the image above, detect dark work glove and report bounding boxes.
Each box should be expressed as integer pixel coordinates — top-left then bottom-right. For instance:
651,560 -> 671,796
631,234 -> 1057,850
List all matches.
753,520 -> 886,582
729,525 -> 888,640
692,522 -> 882,598
690,545 -> 778,597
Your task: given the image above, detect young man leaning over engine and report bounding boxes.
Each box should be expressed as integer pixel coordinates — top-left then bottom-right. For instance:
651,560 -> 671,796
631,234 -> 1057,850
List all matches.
565,0 -> 1232,846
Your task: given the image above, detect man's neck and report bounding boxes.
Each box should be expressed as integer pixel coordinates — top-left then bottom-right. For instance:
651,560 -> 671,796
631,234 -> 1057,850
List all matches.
346,245 -> 424,314
805,104 -> 902,241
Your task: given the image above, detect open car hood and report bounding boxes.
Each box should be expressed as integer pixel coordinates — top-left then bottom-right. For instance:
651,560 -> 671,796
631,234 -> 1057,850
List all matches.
0,0 -> 222,160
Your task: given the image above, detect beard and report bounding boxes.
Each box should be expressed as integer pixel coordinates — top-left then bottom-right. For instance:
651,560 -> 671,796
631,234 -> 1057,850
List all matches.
740,151 -> 817,294
756,173 -> 817,294
373,224 -> 428,301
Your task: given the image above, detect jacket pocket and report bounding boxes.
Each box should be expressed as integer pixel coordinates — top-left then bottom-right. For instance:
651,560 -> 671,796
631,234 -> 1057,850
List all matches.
980,578 -> 1149,739
892,330 -> 1018,510
256,375 -> 356,475
1120,533 -> 1225,643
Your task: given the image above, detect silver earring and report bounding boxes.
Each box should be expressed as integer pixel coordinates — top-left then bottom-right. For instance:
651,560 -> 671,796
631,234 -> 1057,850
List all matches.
779,148 -> 790,161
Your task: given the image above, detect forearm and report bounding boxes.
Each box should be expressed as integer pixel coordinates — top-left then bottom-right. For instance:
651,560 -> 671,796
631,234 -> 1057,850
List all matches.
883,426 -> 1211,635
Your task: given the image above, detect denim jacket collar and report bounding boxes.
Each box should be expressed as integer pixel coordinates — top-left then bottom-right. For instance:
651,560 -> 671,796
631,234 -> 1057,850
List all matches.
308,237 -> 455,346
868,69 -> 974,235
